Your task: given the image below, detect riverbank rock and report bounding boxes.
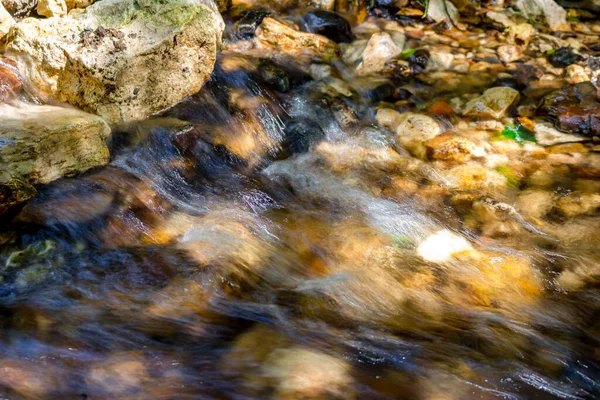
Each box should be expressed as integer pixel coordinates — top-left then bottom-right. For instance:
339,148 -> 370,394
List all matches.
0,102 -> 110,185
4,0 -> 223,124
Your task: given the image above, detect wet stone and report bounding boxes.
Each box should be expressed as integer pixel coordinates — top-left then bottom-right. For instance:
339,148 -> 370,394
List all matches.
537,82 -> 600,136
300,10 -> 353,43
233,8 -> 270,40
409,49 -> 430,74
258,59 -> 310,93
547,47 -> 583,68
355,32 -> 404,76
493,74 -> 524,91
463,87 -> 520,119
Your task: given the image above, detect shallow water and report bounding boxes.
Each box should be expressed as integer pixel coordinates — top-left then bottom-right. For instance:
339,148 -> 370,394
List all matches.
1,5 -> 600,400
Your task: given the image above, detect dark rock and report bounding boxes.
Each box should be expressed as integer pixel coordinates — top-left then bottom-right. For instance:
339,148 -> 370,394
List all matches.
259,59 -> 291,93
367,83 -> 412,103
537,82 -> 600,137
548,47 -> 583,68
493,75 -> 525,91
258,59 -> 310,93
409,49 -> 430,74
233,8 -> 270,40
283,119 -> 325,155
513,63 -> 544,86
299,10 -> 353,43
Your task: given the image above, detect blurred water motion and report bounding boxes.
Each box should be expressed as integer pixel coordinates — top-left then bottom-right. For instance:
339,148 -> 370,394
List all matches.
0,53 -> 598,400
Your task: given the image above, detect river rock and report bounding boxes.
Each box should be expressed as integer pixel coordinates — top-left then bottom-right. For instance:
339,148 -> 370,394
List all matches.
36,0 -> 66,17
0,102 -> 110,185
534,121 -> 585,146
424,134 -> 485,162
395,113 -> 442,158
426,50 -> 454,72
565,64 -> 590,84
299,10 -> 353,43
463,87 -> 520,119
254,17 -> 339,61
377,109 -> 443,157
4,0 -> 223,124
497,44 -> 523,63
232,8 -> 270,40
515,189 -> 556,219
556,192 -> 600,218
548,47 -> 582,68
537,82 -> 600,136
355,32 -> 404,76
262,347 -> 352,399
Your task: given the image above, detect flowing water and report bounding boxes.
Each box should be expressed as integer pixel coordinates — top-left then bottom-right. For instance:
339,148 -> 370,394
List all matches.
1,5 -> 600,400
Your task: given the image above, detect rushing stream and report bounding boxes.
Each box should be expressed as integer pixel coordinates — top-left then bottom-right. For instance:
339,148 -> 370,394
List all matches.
1,1 -> 600,399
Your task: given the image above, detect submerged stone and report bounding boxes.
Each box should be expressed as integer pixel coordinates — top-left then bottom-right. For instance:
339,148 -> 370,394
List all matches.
283,119 -> 325,155
4,0 -> 224,124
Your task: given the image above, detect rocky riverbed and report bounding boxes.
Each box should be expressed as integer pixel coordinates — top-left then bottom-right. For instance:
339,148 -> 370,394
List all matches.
0,0 -> 599,398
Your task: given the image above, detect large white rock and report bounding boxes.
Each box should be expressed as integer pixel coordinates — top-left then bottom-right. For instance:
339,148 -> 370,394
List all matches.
4,0 -> 223,124
0,102 -> 110,185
